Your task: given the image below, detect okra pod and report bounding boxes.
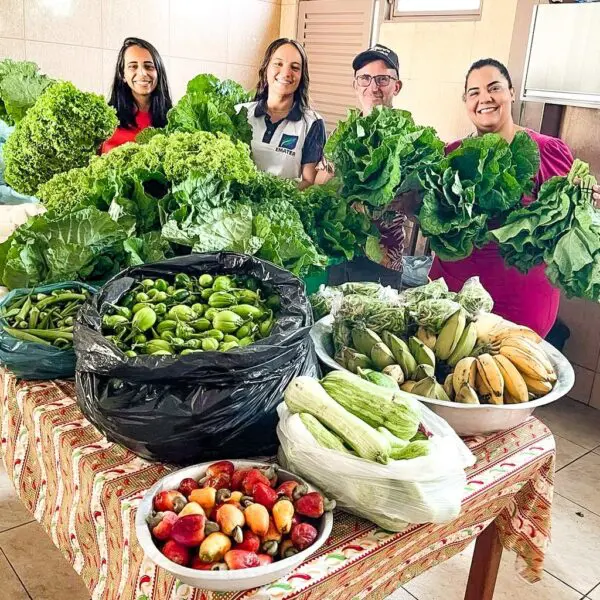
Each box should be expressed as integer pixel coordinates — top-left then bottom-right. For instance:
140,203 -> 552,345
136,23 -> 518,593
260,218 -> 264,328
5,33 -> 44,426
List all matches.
16,297 -> 32,322
36,293 -> 86,311
3,327 -> 52,345
28,306 -> 40,329
16,329 -> 73,341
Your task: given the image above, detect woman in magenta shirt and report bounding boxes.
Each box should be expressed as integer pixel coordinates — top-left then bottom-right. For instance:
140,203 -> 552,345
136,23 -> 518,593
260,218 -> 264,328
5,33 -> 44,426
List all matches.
428,58 -> 574,337
101,37 -> 172,154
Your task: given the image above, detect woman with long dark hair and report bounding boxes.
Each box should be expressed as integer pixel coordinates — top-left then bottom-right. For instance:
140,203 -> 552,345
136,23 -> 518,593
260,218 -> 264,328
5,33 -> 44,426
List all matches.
101,37 -> 172,154
237,38 -> 325,188
428,58 -> 575,337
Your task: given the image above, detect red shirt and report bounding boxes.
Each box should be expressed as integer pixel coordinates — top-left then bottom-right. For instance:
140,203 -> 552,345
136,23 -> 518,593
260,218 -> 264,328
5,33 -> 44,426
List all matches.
429,129 -> 574,337
100,110 -> 152,154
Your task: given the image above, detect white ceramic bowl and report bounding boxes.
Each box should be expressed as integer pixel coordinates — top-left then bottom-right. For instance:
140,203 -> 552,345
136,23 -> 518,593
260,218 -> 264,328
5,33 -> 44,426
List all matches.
310,315 -> 575,437
135,460 -> 333,592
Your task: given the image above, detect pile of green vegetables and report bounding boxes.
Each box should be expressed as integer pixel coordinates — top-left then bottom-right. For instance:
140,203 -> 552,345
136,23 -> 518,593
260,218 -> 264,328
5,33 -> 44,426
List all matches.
324,106 -> 444,208
0,287 -> 93,349
101,273 -> 279,357
417,131 -> 540,261
0,58 -> 53,126
0,67 -> 376,289
490,159 -> 600,299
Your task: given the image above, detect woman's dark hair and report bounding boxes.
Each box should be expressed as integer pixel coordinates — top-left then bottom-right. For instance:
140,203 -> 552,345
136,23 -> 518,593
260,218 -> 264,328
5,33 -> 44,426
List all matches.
254,38 -> 311,113
109,37 -> 172,130
464,58 -> 513,92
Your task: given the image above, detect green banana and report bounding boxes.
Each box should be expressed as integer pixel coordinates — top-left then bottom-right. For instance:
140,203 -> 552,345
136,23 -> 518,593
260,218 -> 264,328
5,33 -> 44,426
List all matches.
409,336 -> 435,369
382,331 -> 417,379
447,321 -> 478,367
370,342 -> 396,370
411,376 -> 438,399
434,309 -> 466,361
351,327 -> 382,356
413,363 -> 435,381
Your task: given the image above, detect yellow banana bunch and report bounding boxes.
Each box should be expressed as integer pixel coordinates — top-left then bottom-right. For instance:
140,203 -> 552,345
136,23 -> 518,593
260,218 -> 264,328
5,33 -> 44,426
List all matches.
476,354 -> 504,404
493,354 -> 528,403
499,337 -> 556,382
452,356 -> 477,396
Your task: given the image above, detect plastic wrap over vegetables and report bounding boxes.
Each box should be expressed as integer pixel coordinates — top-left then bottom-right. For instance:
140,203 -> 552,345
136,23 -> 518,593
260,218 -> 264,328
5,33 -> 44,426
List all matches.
410,298 -> 463,333
277,402 -> 474,529
310,281 -> 396,321
399,278 -> 452,306
455,276 -> 494,314
332,293 -> 408,335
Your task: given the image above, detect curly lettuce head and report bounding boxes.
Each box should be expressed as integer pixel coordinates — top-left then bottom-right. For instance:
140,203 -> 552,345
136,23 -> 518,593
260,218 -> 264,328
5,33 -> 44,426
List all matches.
3,81 -> 118,195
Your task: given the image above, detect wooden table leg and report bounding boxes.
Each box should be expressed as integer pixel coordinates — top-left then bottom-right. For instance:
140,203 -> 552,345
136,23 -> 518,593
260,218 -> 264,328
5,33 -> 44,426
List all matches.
464,520 -> 503,600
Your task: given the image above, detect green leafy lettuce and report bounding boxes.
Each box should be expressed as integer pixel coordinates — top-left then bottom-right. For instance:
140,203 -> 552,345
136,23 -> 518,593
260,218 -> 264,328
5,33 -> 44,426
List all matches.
0,207 -> 126,288
3,81 -> 118,195
166,74 -> 253,145
0,59 -> 53,125
295,179 -> 379,262
490,159 -> 600,300
324,106 -> 444,208
417,131 -> 540,261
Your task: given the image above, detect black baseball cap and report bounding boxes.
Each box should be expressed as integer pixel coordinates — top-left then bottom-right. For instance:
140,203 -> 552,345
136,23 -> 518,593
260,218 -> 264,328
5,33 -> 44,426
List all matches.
352,44 -> 399,75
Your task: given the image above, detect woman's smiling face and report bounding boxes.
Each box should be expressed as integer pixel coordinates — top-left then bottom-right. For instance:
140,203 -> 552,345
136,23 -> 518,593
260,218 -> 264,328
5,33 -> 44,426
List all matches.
464,65 -> 515,133
123,45 -> 157,99
266,43 -> 302,96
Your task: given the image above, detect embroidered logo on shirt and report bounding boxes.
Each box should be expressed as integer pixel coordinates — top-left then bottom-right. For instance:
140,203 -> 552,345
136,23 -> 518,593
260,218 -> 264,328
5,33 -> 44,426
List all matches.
279,134 -> 299,150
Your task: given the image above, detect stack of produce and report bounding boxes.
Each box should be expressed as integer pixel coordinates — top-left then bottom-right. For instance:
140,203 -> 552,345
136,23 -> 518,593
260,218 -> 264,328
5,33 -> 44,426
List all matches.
278,371 -> 474,528
0,281 -> 95,379
490,159 -> 600,300
331,278 -> 556,405
101,272 -> 278,356
0,66 -> 377,289
1,286 -> 92,348
284,373 -> 427,465
144,460 -> 333,570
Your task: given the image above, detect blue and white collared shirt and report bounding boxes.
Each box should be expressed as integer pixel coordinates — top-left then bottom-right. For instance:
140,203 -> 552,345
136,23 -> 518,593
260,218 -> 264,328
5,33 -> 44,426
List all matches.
236,99 -> 326,180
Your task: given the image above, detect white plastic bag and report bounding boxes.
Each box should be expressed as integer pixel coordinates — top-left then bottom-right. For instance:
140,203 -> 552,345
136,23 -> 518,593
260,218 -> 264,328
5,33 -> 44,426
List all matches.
276,402 -> 475,531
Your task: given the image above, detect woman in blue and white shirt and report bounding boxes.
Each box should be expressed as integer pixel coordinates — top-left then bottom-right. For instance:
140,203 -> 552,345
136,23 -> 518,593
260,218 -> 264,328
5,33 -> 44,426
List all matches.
238,38 -> 325,189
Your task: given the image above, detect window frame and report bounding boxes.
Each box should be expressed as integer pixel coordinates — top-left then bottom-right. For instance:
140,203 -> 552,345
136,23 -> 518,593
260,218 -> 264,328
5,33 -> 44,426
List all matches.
386,0 -> 484,23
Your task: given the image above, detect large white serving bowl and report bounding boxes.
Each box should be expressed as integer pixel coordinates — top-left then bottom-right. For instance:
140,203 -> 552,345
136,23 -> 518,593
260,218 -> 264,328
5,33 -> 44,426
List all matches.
310,315 -> 575,437
135,460 -> 333,592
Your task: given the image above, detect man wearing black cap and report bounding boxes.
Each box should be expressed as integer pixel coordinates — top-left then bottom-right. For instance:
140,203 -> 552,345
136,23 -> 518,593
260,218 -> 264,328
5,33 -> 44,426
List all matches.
323,44 -> 407,287
352,44 -> 402,116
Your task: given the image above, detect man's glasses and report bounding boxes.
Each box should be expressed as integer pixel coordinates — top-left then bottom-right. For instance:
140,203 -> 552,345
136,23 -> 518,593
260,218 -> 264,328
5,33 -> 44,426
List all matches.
355,74 -> 398,88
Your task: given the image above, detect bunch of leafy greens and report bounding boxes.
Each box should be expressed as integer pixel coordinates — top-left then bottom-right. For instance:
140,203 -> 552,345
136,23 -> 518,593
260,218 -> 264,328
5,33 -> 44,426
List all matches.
159,174 -> 264,255
0,207 -> 127,289
162,131 -> 256,184
324,106 -> 444,208
159,171 -> 325,276
490,159 -> 600,300
455,276 -> 494,314
417,131 -> 540,261
0,59 -> 53,125
295,179 -> 379,262
166,74 -> 253,145
38,138 -> 169,218
3,81 -> 118,195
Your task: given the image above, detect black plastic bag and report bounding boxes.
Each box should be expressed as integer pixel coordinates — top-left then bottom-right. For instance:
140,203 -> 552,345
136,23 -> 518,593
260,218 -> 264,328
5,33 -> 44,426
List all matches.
74,252 -> 318,464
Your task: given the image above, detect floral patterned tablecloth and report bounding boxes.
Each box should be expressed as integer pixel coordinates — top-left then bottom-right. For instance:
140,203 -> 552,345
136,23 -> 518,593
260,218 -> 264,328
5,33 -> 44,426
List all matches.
0,371 -> 555,600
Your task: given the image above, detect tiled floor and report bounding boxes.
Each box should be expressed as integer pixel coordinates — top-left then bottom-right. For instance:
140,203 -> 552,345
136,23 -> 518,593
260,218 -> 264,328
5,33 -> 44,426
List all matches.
1,397 -> 600,600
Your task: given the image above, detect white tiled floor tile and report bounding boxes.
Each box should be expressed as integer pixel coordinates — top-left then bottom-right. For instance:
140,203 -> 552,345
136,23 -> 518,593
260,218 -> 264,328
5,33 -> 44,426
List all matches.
403,542 -> 581,600
555,435 -> 589,471
555,452 -> 600,516
0,462 -> 33,533
0,549 -> 29,599
535,398 -> 600,450
385,587 -> 418,599
543,494 -> 600,594
588,583 -> 600,599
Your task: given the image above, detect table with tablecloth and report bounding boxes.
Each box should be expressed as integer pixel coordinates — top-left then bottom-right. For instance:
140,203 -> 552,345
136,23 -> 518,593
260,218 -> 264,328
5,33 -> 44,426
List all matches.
0,369 -> 555,600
